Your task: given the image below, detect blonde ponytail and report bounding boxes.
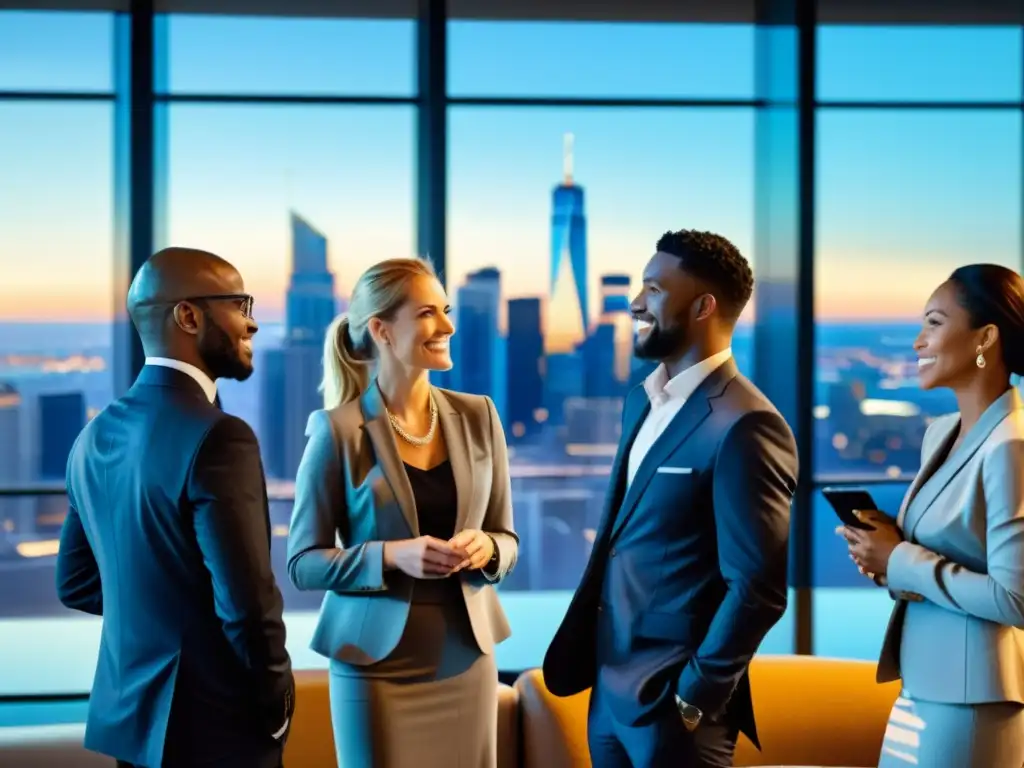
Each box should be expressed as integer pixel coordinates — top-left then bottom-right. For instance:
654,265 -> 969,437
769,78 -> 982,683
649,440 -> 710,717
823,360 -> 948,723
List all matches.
321,314 -> 372,409
320,257 -> 438,410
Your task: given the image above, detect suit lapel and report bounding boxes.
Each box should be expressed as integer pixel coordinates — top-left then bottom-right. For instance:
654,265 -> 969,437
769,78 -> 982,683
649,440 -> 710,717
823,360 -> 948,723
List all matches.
360,383 -> 419,537
896,419 -> 956,529
592,393 -> 649,545
433,388 -> 474,533
902,389 -> 1020,540
608,360 -> 737,543
576,391 -> 648,590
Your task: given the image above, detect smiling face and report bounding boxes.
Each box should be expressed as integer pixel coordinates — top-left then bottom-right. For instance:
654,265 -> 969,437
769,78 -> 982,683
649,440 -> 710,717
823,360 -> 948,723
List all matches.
370,274 -> 454,372
915,279 -> 996,390
630,251 -> 712,361
178,265 -> 259,382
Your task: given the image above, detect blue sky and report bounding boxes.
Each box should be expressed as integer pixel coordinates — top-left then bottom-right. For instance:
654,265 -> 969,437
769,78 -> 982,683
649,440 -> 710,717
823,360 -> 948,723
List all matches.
1,12 -> 1022,322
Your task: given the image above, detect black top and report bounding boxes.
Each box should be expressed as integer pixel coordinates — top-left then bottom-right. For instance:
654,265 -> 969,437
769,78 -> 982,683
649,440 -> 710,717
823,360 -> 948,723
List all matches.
404,460 -> 458,540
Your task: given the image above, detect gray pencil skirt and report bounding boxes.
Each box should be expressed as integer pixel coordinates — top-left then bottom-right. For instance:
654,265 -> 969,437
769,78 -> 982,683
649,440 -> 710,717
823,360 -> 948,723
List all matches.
878,693 -> 1024,768
328,579 -> 498,768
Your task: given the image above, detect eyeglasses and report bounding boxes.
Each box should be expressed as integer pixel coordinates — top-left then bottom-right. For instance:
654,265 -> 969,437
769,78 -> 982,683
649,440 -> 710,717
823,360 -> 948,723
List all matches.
191,293 -> 255,319
139,293 -> 255,320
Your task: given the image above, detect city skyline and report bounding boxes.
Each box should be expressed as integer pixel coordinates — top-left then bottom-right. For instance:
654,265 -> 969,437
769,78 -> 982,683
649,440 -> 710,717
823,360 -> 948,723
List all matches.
4,14 -> 1023,325
4,10 -> 1023,695
6,110 -> 1015,325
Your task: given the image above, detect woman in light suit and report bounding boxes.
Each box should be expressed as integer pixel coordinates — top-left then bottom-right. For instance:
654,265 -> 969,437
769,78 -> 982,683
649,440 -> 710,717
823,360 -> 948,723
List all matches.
839,264 -> 1024,767
286,257 -> 518,768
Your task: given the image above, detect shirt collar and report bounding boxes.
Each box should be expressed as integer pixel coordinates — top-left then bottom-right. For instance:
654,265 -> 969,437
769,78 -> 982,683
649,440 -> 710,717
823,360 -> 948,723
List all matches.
145,357 -> 218,404
643,348 -> 733,407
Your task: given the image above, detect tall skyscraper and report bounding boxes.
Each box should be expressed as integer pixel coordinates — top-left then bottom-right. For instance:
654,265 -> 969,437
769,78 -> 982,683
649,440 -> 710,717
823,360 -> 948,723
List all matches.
259,213 -> 338,478
259,347 -> 288,479
505,298 -> 544,441
0,383 -> 21,486
452,268 -> 505,418
597,274 -> 633,386
37,392 -> 85,480
547,133 -> 588,355
286,213 -> 337,344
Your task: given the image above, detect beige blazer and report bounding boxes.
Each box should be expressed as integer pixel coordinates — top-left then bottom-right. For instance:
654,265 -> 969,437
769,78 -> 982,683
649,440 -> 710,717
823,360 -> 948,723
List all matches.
877,388 -> 1024,705
286,382 -> 518,665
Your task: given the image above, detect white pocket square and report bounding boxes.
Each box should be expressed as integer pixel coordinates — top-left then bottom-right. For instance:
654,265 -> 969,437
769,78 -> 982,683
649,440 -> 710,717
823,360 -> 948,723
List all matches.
656,466 -> 693,474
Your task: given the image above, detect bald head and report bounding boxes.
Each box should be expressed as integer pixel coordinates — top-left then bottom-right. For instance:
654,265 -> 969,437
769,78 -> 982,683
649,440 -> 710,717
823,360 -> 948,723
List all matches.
127,247 -> 241,349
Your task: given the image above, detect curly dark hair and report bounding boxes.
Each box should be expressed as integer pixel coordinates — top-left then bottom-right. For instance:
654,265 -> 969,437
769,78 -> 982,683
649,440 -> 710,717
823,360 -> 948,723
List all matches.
655,229 -> 753,321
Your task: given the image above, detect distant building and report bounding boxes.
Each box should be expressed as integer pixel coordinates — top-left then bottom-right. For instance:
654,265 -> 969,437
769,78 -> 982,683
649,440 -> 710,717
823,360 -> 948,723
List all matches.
505,298 -> 544,441
548,133 -> 588,354
584,274 -> 632,397
452,267 -> 504,417
259,212 -> 338,478
37,392 -> 86,480
0,383 -> 21,485
259,348 -> 288,479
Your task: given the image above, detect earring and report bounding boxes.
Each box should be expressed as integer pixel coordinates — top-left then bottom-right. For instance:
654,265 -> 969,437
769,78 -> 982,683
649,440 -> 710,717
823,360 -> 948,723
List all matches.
976,346 -> 987,369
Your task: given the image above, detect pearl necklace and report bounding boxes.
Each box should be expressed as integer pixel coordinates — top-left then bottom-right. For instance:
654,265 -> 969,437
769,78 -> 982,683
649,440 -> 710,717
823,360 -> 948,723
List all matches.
386,395 -> 438,446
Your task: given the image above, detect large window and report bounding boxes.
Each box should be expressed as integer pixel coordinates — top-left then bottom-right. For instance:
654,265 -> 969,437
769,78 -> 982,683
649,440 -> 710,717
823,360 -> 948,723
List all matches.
0,11 -> 116,697
5,8 -> 1024,700
812,25 -> 1023,662
814,109 -> 1022,482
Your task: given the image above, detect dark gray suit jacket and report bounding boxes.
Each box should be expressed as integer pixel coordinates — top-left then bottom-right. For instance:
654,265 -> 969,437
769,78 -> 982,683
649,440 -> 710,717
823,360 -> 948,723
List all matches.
542,359 -> 798,748
286,383 -> 518,665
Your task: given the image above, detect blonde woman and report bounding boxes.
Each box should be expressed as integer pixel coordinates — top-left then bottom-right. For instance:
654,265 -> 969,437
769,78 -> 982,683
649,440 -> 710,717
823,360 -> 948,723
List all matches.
286,257 -> 518,768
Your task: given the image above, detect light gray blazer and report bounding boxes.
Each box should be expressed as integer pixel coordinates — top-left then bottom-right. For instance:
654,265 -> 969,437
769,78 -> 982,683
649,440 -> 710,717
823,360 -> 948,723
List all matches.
877,388 -> 1024,705
286,383 -> 518,666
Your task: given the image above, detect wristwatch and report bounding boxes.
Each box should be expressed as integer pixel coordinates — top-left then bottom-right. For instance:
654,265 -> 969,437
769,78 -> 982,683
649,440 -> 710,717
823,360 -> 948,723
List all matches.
675,695 -> 703,732
484,534 -> 500,569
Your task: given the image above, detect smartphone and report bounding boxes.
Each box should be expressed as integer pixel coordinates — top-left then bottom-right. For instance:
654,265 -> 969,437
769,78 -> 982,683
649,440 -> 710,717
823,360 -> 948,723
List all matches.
821,487 -> 879,531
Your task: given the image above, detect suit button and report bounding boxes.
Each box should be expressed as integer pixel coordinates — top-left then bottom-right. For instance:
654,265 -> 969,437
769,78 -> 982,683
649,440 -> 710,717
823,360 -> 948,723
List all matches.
609,548 -> 617,557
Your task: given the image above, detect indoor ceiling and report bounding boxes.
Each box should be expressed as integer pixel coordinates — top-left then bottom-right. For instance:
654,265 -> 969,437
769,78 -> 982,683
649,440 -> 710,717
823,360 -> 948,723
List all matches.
1,0 -> 1021,24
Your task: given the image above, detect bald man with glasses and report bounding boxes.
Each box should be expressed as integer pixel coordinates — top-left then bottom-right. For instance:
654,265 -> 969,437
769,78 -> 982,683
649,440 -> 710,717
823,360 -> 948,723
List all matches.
56,247 -> 294,768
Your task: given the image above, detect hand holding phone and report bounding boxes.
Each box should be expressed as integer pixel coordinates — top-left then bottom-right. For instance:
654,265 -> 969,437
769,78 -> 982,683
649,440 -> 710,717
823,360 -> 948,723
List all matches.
822,487 -> 882,531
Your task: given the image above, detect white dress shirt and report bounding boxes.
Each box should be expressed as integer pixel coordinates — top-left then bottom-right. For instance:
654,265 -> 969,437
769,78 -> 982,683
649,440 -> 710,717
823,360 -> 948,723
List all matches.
626,348 -> 733,486
145,356 -> 218,404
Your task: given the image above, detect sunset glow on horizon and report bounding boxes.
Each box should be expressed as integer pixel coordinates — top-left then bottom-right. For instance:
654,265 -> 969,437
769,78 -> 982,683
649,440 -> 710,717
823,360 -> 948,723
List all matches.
2,15 -> 1021,329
